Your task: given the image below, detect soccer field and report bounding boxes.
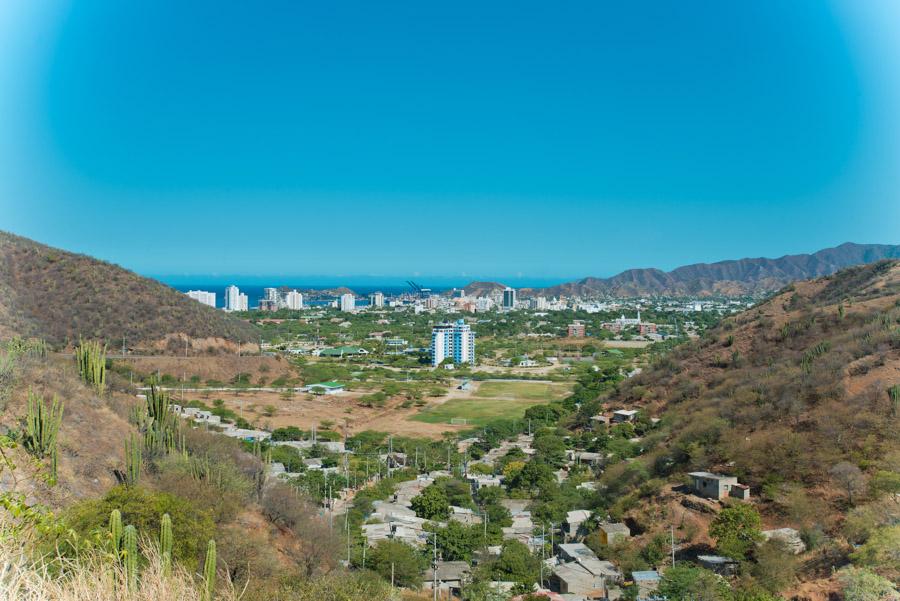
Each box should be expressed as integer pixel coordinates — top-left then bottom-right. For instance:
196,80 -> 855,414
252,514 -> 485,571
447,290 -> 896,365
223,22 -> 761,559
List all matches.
410,398 -> 547,426
472,380 -> 572,401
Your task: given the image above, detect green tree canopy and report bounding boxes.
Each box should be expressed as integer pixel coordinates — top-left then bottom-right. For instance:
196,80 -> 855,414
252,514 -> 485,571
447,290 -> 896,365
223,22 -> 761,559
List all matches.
411,483 -> 450,520
708,503 -> 763,560
367,540 -> 427,588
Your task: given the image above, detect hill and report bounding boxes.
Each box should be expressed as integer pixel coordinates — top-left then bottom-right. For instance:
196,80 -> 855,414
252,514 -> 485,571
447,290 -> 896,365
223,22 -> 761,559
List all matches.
516,242 -> 900,297
0,232 -> 259,351
462,281 -> 508,297
583,260 -> 900,594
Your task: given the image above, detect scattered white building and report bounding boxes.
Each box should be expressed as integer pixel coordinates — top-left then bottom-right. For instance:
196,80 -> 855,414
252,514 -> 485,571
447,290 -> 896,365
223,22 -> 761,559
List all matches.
186,290 -> 216,308
368,291 -> 385,308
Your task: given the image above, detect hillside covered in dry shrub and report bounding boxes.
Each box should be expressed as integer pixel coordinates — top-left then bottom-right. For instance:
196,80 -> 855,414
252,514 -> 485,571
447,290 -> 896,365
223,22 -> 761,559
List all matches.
0,231 -> 258,350
586,260 -> 899,594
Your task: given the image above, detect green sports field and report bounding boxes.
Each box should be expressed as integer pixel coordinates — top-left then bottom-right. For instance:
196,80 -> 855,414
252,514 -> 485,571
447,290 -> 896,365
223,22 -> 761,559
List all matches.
410,380 -> 572,426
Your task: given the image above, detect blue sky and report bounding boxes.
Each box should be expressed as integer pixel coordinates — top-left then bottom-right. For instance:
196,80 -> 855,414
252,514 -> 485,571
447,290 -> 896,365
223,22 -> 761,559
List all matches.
1,1 -> 898,280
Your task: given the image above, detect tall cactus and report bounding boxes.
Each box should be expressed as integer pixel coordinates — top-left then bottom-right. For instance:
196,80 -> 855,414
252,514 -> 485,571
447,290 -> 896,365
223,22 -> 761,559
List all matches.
124,434 -> 141,487
23,390 -> 63,459
109,509 -> 123,554
160,513 -> 173,575
201,539 -> 216,601
75,339 -> 107,395
123,524 -> 138,591
143,384 -> 177,456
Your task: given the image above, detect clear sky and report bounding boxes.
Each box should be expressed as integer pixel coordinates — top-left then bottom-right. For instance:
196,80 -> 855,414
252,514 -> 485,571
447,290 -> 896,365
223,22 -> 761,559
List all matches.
1,1 -> 898,280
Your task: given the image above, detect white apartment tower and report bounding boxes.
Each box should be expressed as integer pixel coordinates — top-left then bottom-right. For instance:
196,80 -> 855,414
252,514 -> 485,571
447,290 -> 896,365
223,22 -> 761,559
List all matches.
502,287 -> 517,309
430,319 -> 476,367
339,293 -> 356,312
186,290 -> 216,308
285,290 -> 304,310
368,291 -> 385,308
224,285 -> 248,312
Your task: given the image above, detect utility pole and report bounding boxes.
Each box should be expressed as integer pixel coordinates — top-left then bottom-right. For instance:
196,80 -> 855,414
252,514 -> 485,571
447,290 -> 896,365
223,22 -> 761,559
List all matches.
670,524 -> 676,567
432,531 -> 438,601
346,506 -> 351,565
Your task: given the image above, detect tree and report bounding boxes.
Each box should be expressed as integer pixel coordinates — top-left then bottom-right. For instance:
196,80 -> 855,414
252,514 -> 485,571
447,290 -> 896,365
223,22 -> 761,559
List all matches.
708,503 -> 762,560
838,567 -> 900,601
533,434 -> 567,467
658,564 -> 732,601
434,521 -> 484,561
493,540 -> 540,585
851,525 -> 900,579
367,540 -> 427,588
831,462 -> 867,506
752,539 -> 798,593
411,484 -> 450,520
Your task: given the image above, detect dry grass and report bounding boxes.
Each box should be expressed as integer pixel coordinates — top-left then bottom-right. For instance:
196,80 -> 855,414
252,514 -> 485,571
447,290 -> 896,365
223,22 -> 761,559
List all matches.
0,533 -> 235,601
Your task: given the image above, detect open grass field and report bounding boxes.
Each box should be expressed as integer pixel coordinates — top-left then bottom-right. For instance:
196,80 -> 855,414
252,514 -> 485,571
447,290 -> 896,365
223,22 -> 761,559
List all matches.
410,379 -> 573,426
472,380 -> 572,401
410,397 -> 547,426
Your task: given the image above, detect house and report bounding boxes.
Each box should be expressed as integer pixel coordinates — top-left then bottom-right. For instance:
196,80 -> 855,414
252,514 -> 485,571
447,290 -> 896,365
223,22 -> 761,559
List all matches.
688,472 -> 750,500
423,561 -> 471,596
551,561 -> 606,596
597,522 -> 631,546
590,415 -> 610,430
612,409 -> 639,423
558,543 -> 598,563
632,570 -> 661,600
449,506 -> 483,526
698,555 -> 739,575
565,510 -> 592,538
304,381 -> 345,395
317,345 -> 369,358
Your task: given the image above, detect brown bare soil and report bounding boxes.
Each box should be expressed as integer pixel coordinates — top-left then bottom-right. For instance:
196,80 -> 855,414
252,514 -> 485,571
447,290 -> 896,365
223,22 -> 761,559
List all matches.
206,389 -> 466,439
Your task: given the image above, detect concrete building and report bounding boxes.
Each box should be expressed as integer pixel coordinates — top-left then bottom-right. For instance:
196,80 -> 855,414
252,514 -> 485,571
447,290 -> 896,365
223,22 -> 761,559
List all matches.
339,293 -> 355,312
502,287 -> 517,309
186,290 -> 216,308
567,321 -> 586,337
430,319 -> 475,367
368,291 -> 385,308
530,296 -> 548,310
632,571 -> 661,600
597,522 -> 631,546
285,290 -> 303,310
224,285 -> 248,311
689,472 -> 750,500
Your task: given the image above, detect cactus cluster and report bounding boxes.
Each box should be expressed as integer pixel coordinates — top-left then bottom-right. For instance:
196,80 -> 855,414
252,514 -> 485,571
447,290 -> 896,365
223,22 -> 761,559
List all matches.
142,384 -> 178,457
23,389 -> 64,460
75,339 -> 107,394
124,434 -> 141,487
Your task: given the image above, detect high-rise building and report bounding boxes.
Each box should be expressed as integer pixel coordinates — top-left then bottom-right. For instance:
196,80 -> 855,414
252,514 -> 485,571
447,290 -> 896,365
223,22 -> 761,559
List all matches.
502,287 -> 517,309
224,285 -> 248,311
285,290 -> 304,310
339,293 -> 355,312
530,296 -> 548,310
430,319 -> 476,367
368,291 -> 384,308
186,290 -> 216,308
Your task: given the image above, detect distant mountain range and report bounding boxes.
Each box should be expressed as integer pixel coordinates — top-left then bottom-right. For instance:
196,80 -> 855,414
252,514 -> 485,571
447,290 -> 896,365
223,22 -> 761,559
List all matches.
468,243 -> 900,298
